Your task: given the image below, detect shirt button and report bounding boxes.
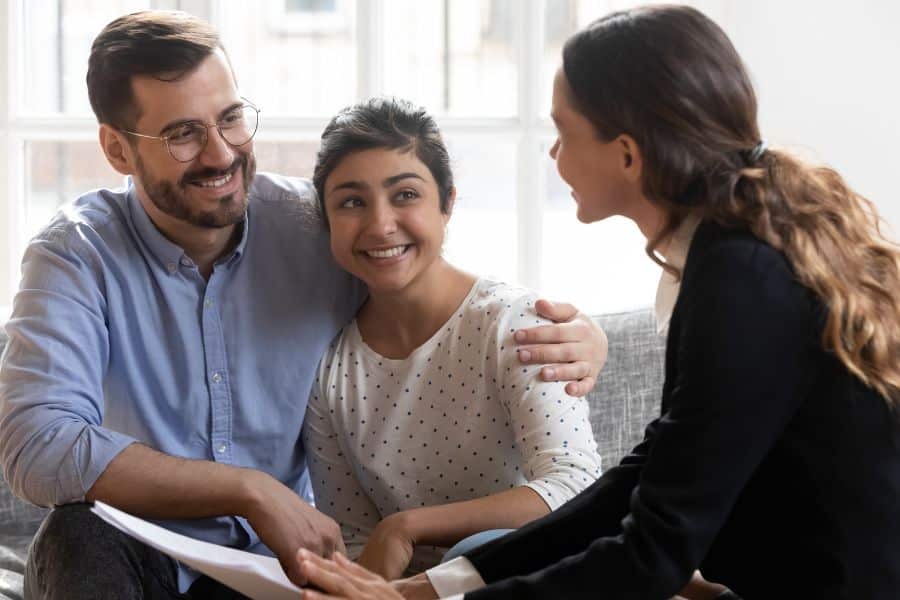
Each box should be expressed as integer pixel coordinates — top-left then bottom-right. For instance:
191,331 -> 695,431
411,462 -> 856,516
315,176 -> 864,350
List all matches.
166,262 -> 177,274
180,257 -> 192,267
216,443 -> 227,454
204,299 -> 214,308
211,372 -> 223,383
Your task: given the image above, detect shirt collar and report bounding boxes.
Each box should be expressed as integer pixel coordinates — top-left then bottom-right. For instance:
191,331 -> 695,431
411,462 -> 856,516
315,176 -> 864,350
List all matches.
126,181 -> 186,273
126,178 -> 250,274
654,213 -> 702,336
227,210 -> 250,263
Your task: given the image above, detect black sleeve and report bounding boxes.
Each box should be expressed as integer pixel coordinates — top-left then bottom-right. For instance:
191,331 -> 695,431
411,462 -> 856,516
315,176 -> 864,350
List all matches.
463,430 -> 653,582
466,239 -> 818,599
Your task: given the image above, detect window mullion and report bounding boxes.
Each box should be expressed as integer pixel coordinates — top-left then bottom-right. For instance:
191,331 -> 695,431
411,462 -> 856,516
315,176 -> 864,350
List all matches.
516,0 -> 545,289
357,0 -> 384,99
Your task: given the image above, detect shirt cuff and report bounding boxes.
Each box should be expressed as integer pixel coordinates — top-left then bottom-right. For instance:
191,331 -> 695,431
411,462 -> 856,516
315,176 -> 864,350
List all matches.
426,557 -> 486,598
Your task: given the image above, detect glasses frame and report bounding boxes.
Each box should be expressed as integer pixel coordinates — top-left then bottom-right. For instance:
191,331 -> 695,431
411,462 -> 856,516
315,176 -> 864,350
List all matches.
119,98 -> 261,163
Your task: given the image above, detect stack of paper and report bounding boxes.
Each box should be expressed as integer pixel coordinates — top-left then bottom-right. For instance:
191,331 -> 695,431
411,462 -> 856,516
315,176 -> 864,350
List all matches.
91,501 -> 301,600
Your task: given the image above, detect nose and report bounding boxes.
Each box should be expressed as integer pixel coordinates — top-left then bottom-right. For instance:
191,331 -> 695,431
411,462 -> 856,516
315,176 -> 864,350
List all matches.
549,138 -> 560,159
197,126 -> 236,168
364,198 -> 398,237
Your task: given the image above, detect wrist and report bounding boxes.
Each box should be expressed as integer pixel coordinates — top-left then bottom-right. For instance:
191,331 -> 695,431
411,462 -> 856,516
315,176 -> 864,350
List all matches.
381,510 -> 419,544
394,574 -> 439,600
231,467 -> 271,519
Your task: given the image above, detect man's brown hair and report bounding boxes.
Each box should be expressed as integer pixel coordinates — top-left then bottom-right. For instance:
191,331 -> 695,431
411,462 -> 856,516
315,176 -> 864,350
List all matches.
86,10 -> 224,130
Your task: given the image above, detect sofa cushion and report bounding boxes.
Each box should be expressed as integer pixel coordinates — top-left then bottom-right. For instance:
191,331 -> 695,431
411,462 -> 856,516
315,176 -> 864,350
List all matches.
586,308 -> 665,470
0,329 -> 37,600
0,538 -> 28,600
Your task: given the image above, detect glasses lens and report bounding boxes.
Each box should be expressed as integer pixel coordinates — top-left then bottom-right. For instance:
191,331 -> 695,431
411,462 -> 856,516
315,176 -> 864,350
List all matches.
167,124 -> 206,162
219,106 -> 259,147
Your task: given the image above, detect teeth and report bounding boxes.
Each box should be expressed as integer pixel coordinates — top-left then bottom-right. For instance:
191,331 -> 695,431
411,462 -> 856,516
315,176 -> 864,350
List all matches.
197,172 -> 232,188
366,245 -> 407,258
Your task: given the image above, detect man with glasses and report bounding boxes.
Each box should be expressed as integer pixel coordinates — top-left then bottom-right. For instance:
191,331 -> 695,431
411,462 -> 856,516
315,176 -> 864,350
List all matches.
0,10 -> 607,600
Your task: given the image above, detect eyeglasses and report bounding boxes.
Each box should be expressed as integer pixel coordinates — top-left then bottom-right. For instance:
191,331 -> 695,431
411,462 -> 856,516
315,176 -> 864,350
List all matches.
120,99 -> 260,163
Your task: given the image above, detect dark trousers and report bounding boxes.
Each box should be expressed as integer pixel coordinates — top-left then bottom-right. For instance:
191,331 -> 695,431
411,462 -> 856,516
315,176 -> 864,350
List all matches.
24,503 -> 250,600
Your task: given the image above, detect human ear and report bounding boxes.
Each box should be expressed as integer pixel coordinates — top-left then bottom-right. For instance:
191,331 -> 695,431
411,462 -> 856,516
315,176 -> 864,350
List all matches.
442,186 -> 457,223
617,134 -> 643,183
98,124 -> 136,176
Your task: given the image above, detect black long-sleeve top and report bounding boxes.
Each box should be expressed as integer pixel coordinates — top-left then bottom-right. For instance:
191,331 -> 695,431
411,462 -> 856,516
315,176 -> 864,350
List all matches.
464,221 -> 900,599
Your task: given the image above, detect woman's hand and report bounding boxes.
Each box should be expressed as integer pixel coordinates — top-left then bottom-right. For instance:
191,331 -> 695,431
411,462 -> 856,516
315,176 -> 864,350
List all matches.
355,513 -> 416,580
516,299 -> 609,396
297,549 -> 405,599
674,570 -> 728,599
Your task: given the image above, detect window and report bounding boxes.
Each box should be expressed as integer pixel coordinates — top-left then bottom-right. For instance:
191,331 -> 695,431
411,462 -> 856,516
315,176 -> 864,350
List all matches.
266,0 -> 352,37
4,0 -> 898,319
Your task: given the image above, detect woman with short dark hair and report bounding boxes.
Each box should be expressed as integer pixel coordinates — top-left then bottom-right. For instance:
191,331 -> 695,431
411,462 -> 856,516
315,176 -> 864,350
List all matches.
302,97 -> 603,581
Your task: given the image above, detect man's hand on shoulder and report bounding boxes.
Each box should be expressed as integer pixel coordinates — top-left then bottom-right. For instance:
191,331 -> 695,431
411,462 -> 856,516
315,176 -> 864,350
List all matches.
239,469 -> 345,586
515,299 -> 609,397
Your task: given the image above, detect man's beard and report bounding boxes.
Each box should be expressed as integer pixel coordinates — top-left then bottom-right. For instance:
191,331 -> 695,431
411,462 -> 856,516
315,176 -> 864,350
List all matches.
136,151 -> 257,229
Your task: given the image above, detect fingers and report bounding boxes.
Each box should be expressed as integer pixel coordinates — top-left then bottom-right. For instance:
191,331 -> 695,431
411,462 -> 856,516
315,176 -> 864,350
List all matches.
515,320 -> 588,346
333,533 -> 347,557
334,552 -> 384,582
539,360 -> 593,383
565,376 -> 596,398
297,550 -> 358,597
533,298 -> 578,323
312,514 -> 343,558
297,550 -> 401,600
519,342 -> 591,367
284,550 -> 310,587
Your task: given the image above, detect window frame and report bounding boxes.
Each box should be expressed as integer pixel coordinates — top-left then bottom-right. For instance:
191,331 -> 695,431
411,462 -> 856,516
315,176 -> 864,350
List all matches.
0,0 -> 584,317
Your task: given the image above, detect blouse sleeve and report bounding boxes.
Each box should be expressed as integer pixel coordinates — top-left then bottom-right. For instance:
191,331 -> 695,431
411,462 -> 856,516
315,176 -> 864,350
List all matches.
302,352 -> 381,559
490,294 -> 603,510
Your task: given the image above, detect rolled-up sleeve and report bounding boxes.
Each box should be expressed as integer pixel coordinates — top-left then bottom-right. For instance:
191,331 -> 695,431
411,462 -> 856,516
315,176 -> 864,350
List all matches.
0,226 -> 136,506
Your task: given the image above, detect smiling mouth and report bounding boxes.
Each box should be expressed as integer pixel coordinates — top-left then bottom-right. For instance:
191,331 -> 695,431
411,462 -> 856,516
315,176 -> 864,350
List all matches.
363,244 -> 411,259
190,172 -> 234,188
184,158 -> 244,190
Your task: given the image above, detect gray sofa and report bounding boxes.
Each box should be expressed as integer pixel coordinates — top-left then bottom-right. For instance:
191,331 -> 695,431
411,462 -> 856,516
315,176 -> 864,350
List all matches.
0,307 -> 665,600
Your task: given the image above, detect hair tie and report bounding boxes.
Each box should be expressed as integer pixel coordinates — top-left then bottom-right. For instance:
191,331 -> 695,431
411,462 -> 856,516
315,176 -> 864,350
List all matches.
748,140 -> 768,162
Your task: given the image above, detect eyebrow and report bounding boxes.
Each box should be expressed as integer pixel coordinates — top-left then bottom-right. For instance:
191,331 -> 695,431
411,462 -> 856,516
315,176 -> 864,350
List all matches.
157,101 -> 244,136
384,172 -> 425,187
329,172 -> 426,195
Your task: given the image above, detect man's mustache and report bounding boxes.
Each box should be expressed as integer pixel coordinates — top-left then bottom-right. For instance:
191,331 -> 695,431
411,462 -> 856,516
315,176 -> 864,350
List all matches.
180,154 -> 247,187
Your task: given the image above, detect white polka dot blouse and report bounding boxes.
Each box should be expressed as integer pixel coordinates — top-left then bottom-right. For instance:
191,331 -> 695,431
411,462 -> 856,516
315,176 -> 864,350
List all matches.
302,279 -> 603,572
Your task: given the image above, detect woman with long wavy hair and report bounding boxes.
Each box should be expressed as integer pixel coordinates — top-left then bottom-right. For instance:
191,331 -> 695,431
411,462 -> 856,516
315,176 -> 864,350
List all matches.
295,5 -> 900,599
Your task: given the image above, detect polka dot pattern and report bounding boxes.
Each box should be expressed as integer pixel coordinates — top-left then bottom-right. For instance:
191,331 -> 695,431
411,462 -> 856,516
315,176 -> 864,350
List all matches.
302,279 -> 602,572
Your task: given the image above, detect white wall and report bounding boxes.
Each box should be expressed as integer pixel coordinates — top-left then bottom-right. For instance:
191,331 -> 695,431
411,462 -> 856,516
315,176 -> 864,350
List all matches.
729,0 -> 900,237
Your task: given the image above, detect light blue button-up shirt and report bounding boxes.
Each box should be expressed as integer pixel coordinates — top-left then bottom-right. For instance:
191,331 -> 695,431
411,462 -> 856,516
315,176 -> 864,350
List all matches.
0,172 -> 364,590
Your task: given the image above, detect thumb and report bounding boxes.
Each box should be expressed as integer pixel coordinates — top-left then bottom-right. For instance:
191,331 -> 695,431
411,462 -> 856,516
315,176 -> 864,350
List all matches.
535,298 -> 578,323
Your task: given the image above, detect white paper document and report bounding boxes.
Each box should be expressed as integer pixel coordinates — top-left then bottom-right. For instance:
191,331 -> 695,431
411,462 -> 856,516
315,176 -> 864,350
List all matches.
91,501 -> 301,600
